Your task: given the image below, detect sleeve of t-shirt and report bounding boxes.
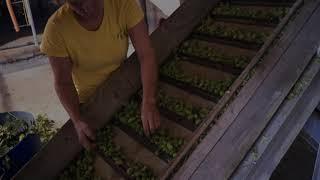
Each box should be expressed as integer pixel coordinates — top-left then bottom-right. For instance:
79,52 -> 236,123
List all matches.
125,0 -> 144,29
40,20 -> 68,58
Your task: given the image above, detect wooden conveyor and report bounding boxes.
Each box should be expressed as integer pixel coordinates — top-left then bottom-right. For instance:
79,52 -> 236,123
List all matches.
13,0 -> 320,179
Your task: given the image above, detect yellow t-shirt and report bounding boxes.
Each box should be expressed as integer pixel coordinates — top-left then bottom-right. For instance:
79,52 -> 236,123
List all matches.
40,0 -> 144,103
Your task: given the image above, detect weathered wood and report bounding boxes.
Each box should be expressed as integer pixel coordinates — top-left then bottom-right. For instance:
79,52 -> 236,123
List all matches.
160,82 -> 214,108
230,1 -> 294,7
180,55 -> 243,75
94,155 -> 126,180
112,127 -> 168,177
178,61 -> 235,82
160,75 -> 220,102
173,0 -> 306,178
247,71 -> 320,180
14,0 -> 222,178
189,4 -> 320,179
231,55 -> 320,179
14,121 -> 81,179
214,21 -> 274,33
192,33 -> 262,51
213,16 -> 278,28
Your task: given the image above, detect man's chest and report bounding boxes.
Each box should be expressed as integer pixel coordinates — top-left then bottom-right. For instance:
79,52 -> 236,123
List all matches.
64,27 -> 129,70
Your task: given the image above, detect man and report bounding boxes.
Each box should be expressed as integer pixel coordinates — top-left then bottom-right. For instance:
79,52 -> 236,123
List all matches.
41,0 -> 160,149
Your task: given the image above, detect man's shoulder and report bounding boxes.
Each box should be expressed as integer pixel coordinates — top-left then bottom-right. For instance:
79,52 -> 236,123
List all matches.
47,4 -> 71,27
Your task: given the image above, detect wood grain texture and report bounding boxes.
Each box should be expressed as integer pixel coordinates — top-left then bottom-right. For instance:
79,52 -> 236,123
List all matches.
189,4 -> 320,180
247,71 -> 320,180
173,0 -> 307,178
232,55 -> 320,179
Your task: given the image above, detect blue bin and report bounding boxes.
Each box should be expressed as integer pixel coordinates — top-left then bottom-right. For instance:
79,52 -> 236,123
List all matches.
0,112 -> 41,180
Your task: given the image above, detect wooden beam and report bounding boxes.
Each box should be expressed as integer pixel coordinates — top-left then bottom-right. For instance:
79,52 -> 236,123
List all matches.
173,0 -> 309,178
14,121 -> 81,179
188,3 -> 320,180
13,0 -> 221,179
232,55 -> 320,179
247,71 -> 320,180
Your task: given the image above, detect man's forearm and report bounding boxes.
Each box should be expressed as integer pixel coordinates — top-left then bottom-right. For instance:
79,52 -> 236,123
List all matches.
140,51 -> 158,104
54,82 -> 81,123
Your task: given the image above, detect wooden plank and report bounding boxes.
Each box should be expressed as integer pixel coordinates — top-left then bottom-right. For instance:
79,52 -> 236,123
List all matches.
112,127 -> 168,177
231,55 -> 320,179
160,75 -> 220,102
213,16 -> 278,28
94,155 -> 126,180
247,71 -> 320,180
160,82 -> 214,108
178,61 -> 235,82
14,121 -> 81,179
172,0 -> 307,178
192,33 -> 262,51
189,4 -> 320,180
214,21 -> 274,33
180,55 -> 243,75
230,1 -> 294,7
14,0 -> 222,178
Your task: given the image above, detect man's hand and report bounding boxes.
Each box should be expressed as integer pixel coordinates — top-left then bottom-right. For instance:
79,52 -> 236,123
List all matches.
73,118 -> 96,150
141,101 -> 161,136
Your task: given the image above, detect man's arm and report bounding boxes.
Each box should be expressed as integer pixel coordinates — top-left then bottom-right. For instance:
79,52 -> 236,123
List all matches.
128,20 -> 160,135
49,57 -> 95,149
49,57 -> 81,123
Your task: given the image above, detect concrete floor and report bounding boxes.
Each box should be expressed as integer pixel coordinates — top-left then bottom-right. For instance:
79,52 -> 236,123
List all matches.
0,56 -> 68,128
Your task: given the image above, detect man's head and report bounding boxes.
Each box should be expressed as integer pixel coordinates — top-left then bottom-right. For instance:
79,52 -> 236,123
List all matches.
56,0 -> 100,19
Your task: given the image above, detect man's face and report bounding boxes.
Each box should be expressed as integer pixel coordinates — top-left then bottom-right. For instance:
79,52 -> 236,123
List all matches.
67,0 -> 97,19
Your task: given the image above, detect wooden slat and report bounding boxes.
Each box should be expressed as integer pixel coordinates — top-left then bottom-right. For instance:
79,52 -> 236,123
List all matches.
94,155 -> 126,180
172,0 -> 306,178
214,21 -> 274,33
13,0 -> 222,178
178,60 -> 235,82
192,33 -> 262,51
231,55 -> 320,179
180,55 -> 243,75
230,1 -> 294,7
95,150 -> 131,180
189,4 -> 320,180
112,127 -> 168,177
160,82 -> 214,109
213,16 -> 278,27
160,75 -> 220,102
247,71 -> 320,180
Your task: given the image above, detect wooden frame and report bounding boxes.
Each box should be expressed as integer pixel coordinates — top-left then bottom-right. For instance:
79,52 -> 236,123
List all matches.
181,1 -> 320,179
172,0 -> 305,178
13,0 -> 221,179
232,55 -> 320,179
245,71 -> 320,180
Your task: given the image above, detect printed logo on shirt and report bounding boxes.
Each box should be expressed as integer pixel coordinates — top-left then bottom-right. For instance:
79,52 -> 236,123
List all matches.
116,28 -> 128,40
